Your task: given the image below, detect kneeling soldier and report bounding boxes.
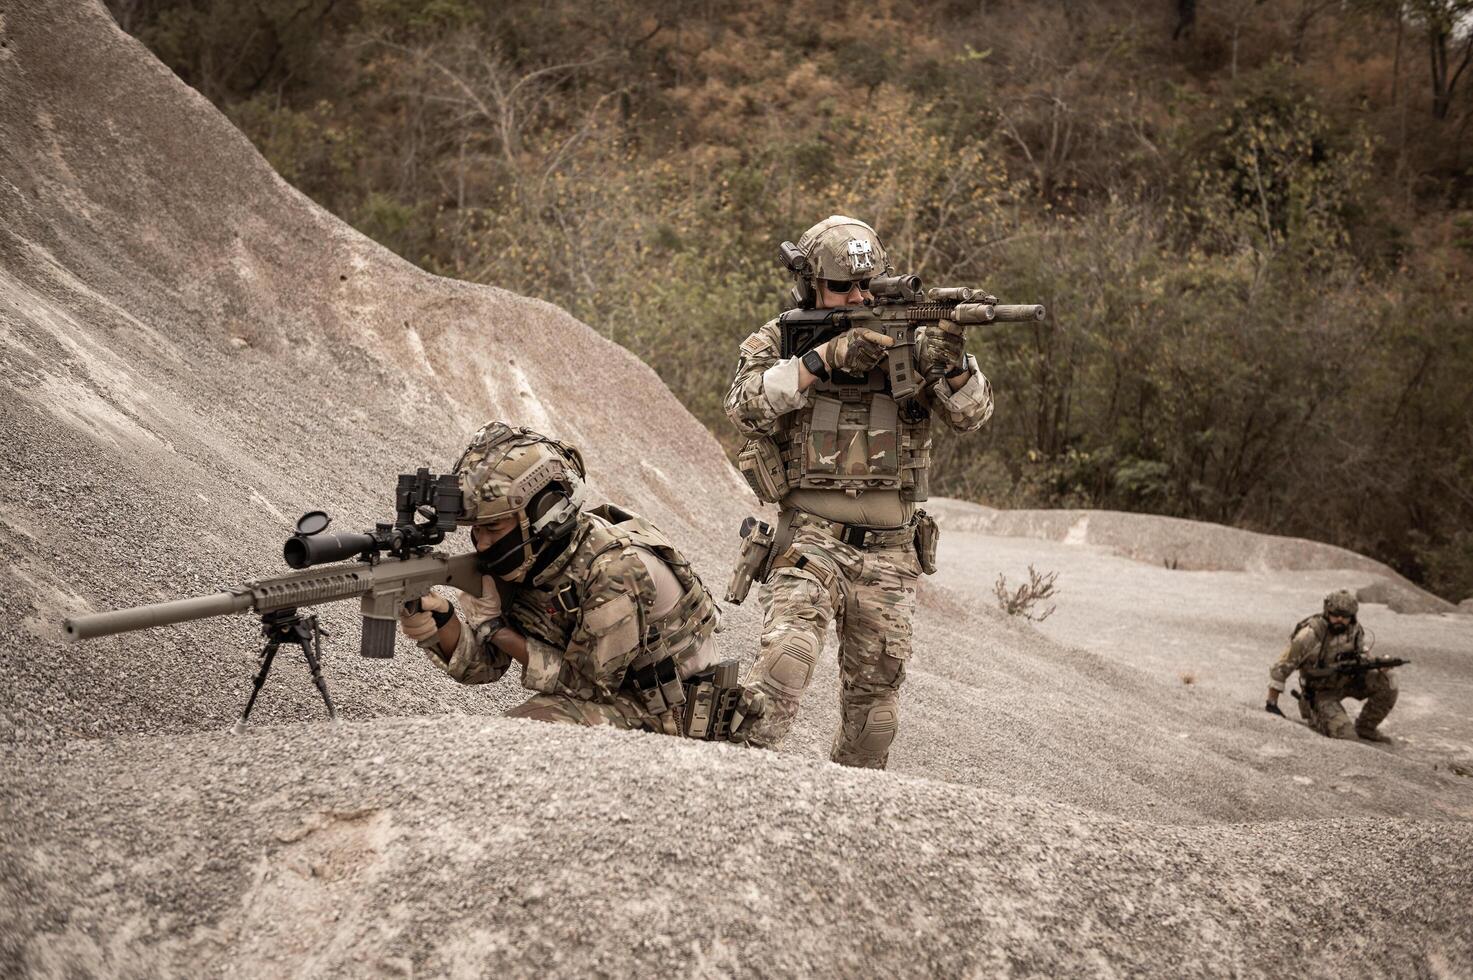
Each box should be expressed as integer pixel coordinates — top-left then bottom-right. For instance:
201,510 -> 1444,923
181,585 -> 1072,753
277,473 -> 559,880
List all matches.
399,421 -> 752,739
1265,589 -> 1398,742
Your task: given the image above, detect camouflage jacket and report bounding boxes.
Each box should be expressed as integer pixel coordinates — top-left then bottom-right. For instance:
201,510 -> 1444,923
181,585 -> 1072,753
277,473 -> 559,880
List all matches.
427,506 -> 718,700
1268,616 -> 1366,693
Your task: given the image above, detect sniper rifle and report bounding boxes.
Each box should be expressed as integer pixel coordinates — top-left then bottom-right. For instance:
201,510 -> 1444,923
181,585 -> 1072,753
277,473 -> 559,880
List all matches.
63,468 -> 482,731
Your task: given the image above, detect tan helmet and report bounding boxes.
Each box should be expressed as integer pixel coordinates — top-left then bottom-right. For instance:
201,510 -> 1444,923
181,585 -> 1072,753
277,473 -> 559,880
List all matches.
1323,589 -> 1359,618
797,215 -> 891,281
452,422 -> 587,580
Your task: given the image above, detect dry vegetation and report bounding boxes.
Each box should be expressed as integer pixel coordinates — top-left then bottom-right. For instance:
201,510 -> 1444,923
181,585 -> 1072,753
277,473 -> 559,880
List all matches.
994,565 -> 1061,621
107,0 -> 1473,601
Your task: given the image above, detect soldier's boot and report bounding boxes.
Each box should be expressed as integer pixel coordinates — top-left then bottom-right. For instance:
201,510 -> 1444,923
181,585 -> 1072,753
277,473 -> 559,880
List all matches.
1355,671 -> 1398,742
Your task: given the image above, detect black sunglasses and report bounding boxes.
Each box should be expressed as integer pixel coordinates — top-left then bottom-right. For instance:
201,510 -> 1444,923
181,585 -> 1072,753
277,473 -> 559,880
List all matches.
823,278 -> 872,293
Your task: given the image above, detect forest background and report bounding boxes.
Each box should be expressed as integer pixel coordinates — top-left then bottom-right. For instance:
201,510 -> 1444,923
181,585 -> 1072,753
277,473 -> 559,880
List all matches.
105,0 -> 1473,601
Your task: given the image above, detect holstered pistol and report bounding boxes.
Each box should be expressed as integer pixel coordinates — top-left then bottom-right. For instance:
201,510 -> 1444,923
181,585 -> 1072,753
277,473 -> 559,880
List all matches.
724,516 -> 775,605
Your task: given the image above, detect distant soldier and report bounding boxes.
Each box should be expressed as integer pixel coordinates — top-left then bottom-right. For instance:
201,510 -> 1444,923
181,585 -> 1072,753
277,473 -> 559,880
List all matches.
1265,589 -> 1398,742
399,422 -> 751,739
724,216 -> 994,768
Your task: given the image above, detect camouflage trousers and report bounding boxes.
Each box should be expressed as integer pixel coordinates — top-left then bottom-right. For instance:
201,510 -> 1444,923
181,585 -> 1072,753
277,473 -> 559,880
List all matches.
506,692 -> 661,731
1301,669 -> 1398,739
741,522 -> 919,769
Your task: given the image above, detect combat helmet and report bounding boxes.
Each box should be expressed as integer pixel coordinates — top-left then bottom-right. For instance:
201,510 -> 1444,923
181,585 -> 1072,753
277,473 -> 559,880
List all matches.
452,422 -> 587,580
1323,589 -> 1359,619
785,215 -> 893,308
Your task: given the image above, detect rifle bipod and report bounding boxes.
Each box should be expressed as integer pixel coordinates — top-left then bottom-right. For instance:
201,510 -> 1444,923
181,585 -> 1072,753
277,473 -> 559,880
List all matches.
232,608 -> 337,734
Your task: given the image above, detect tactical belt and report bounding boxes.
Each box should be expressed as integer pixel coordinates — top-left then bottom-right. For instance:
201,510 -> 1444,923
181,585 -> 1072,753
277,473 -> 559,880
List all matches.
789,510 -> 917,550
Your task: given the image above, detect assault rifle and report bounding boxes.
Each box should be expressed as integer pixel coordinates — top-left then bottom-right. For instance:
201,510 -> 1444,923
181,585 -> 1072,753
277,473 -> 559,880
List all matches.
63,469 -> 483,731
1290,656 -> 1410,710
1299,657 -> 1410,684
777,246 -> 1045,407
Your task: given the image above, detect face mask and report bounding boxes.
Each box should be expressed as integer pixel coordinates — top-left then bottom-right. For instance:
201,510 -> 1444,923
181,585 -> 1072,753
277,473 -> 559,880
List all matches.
476,520 -> 530,579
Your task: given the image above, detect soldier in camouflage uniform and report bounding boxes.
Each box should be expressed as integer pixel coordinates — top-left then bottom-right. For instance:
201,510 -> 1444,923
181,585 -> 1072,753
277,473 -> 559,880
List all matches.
724,216 -> 994,768
398,422 -> 749,738
1265,589 -> 1397,742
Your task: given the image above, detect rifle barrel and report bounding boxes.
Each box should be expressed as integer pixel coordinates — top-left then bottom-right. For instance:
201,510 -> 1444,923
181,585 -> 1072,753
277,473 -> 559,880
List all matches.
64,590 -> 255,641
991,304 -> 1046,321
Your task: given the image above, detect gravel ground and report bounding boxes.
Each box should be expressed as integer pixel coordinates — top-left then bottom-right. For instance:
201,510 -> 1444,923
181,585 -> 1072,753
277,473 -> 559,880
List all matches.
3,718 -> 1472,979
2,3 -> 1471,977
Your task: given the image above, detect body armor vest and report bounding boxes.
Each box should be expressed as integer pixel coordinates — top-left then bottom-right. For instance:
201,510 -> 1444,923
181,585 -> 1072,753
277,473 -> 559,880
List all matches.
777,367 -> 932,501
1293,615 -> 1365,693
506,505 -> 719,693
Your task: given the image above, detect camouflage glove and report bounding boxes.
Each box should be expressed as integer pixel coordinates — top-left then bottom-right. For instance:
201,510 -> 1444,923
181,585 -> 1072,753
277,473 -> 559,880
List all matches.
399,591 -> 452,645
828,327 -> 894,375
1265,700 -> 1285,718
919,324 -> 967,378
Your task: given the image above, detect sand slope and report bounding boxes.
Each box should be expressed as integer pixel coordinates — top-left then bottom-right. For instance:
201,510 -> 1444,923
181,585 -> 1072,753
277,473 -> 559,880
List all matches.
2,3 -> 1471,976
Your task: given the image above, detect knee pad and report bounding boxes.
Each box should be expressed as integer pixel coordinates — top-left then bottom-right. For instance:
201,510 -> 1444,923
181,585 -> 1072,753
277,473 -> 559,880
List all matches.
1323,715 -> 1357,740
760,631 -> 820,699
854,700 -> 899,754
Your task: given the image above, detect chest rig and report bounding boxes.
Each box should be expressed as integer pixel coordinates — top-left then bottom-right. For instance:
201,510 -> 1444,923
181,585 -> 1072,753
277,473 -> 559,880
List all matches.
507,506 -> 719,699
778,361 -> 933,502
1294,615 -> 1365,666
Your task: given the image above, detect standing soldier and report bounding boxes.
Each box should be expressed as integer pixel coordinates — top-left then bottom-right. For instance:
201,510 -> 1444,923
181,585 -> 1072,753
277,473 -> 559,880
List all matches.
1265,589 -> 1398,742
398,421 -> 750,739
723,216 -> 994,768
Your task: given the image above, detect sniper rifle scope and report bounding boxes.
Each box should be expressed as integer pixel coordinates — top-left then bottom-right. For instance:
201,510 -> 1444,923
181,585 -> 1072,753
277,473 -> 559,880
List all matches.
283,468 -> 465,569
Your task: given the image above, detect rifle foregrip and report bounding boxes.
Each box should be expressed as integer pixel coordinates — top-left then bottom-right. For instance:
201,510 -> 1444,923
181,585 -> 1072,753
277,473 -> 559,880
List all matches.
251,568 -> 373,610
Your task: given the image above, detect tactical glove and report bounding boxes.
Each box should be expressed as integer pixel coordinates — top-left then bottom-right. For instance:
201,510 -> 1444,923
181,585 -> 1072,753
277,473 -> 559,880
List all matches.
399,591 -> 453,644
919,324 -> 967,378
1264,700 -> 1285,718
828,327 -> 894,375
